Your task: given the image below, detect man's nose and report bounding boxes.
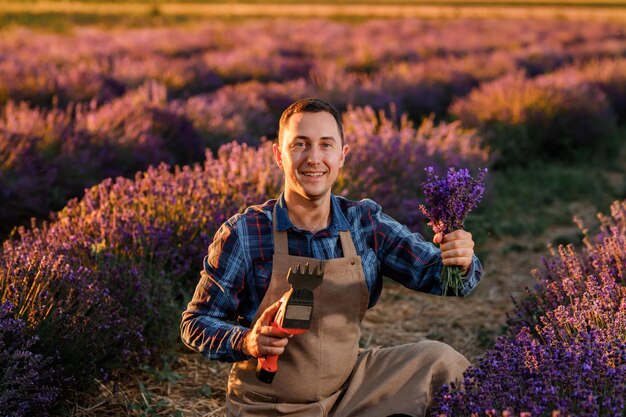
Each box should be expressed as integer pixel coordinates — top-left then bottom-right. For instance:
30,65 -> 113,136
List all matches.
306,146 -> 322,165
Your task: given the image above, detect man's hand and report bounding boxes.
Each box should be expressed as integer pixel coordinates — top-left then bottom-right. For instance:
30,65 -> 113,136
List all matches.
433,230 -> 475,275
242,300 -> 292,358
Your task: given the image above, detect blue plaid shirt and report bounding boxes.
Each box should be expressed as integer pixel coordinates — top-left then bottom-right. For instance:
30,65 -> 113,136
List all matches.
180,193 -> 482,362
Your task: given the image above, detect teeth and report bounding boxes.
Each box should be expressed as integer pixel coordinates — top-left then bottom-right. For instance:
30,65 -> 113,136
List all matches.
302,172 -> 324,177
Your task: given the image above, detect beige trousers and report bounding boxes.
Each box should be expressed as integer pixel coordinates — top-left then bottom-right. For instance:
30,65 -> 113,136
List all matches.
227,340 -> 469,417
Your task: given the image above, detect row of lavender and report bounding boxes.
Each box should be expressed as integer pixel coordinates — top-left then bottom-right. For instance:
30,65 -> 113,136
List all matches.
3,58 -> 625,234
2,19 -> 625,109
433,200 -> 626,416
0,109 -> 486,415
3,19 -> 626,234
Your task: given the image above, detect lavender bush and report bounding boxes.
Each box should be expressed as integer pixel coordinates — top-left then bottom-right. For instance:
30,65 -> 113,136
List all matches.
0,301 -> 59,417
0,102 -> 122,234
435,327 -> 625,416
1,228 -> 132,392
450,71 -> 617,166
0,83 -> 203,235
555,58 -> 626,122
77,81 -> 203,166
339,106 -> 489,232
371,56 -> 505,118
512,43 -> 571,77
509,200 -> 626,334
1,141 -> 281,411
173,79 -> 311,150
433,199 -> 626,416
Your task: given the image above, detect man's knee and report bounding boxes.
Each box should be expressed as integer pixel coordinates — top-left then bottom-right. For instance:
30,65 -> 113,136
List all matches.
417,340 -> 469,362
413,340 -> 469,384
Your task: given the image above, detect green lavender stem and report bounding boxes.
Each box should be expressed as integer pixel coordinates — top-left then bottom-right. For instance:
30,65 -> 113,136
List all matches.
441,264 -> 464,296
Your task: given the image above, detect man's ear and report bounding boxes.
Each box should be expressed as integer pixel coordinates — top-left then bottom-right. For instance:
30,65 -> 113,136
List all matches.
339,144 -> 350,168
272,142 -> 283,169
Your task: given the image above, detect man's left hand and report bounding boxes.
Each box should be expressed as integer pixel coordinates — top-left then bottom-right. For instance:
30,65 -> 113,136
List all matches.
433,230 -> 474,275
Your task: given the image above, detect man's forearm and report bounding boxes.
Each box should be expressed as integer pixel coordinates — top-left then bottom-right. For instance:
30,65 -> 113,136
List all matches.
180,313 -> 252,362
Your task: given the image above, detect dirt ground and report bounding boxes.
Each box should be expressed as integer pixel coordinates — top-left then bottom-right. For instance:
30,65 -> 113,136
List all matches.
66,201 -> 602,417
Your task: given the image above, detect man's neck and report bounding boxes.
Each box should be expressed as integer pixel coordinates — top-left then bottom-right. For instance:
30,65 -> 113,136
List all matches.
284,192 -> 332,234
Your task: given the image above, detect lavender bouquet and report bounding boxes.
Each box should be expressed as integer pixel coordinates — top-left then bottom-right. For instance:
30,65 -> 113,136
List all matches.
419,167 -> 487,296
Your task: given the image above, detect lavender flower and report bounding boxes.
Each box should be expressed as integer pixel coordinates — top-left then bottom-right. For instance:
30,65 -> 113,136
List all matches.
419,166 -> 487,235
419,167 -> 487,295
0,301 -> 59,416
432,200 -> 626,416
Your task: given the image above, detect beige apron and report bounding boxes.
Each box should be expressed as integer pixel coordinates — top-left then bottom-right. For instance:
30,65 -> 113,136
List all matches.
226,205 -> 470,417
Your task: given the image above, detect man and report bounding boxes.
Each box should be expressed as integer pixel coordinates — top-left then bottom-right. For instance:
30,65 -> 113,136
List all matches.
181,98 -> 482,416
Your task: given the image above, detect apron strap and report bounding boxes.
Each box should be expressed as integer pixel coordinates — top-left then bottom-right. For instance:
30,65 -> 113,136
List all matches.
339,230 -> 357,258
272,204 -> 289,255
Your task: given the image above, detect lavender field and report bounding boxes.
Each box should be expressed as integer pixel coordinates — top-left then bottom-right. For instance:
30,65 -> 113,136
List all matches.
1,15 -> 625,416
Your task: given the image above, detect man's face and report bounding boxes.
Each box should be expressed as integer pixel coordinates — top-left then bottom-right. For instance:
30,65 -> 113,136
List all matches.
273,111 -> 349,203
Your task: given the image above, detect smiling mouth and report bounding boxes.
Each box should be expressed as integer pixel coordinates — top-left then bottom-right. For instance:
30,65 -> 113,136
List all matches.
300,172 -> 326,177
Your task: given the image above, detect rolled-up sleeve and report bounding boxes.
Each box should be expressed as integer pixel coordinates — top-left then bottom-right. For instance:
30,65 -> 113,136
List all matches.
180,221 -> 252,362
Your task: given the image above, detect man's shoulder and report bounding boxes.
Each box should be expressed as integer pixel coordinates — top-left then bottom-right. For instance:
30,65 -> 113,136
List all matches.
225,199 -> 276,230
208,200 -> 275,265
333,195 -> 382,222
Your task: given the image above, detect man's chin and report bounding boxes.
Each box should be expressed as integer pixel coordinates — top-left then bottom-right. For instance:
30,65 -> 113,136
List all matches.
285,186 -> 331,203
301,189 -> 330,202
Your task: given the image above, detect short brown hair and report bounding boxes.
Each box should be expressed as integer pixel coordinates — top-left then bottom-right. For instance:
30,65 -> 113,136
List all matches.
277,98 -> 344,145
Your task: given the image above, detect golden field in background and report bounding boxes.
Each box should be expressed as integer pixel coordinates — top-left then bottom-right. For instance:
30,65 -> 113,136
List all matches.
2,1 -> 626,22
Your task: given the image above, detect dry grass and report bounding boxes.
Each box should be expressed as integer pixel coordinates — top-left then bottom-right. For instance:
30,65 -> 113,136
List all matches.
65,353 -> 231,416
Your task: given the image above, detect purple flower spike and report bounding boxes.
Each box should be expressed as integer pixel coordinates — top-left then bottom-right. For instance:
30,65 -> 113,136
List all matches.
419,166 -> 487,295
419,166 -> 487,236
